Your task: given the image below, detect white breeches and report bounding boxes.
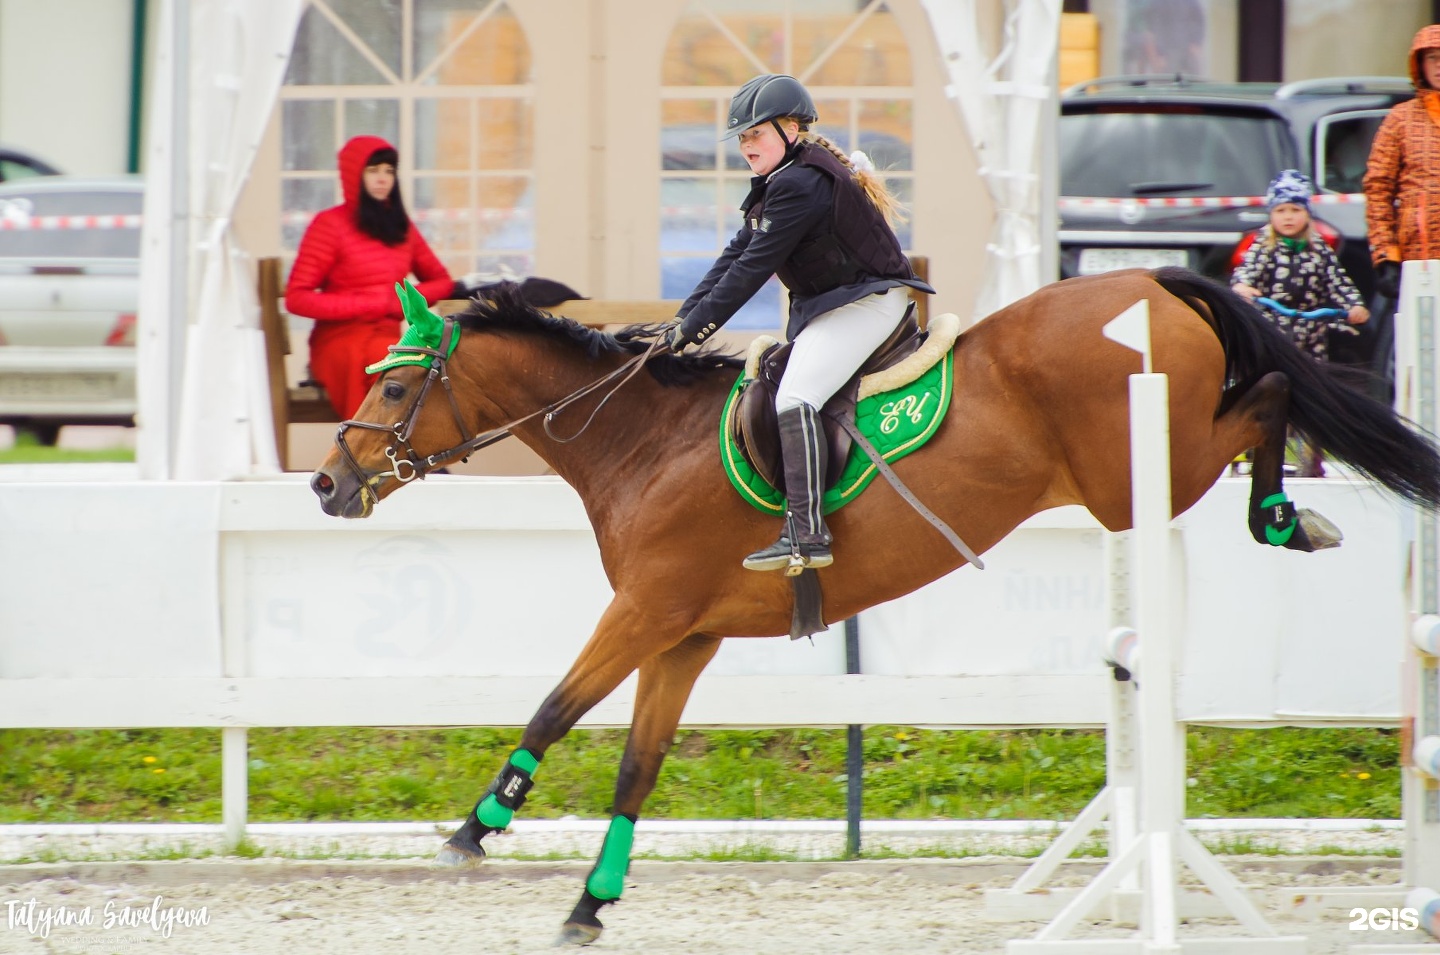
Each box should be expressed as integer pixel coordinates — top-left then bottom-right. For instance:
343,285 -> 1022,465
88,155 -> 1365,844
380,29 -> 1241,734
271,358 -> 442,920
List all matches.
774,287 -> 911,413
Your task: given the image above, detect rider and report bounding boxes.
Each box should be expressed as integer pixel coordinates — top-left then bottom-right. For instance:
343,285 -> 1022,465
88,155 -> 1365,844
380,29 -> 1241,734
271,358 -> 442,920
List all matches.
1231,168 -> 1368,477
665,74 -> 935,573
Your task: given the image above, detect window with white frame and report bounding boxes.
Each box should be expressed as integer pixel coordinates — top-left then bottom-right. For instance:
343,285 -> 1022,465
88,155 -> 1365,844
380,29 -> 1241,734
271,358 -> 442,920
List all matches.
659,0 -> 916,329
279,0 -> 534,278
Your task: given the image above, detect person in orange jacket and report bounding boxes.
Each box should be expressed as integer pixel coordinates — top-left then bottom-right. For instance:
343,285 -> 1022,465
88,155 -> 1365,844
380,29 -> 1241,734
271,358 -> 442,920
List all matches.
284,135 -> 454,419
1365,24 -> 1440,291
1362,24 -> 1440,400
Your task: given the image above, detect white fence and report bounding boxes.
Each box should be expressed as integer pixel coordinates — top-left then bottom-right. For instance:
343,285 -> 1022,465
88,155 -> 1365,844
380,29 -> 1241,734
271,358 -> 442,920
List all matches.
0,475 -> 1410,731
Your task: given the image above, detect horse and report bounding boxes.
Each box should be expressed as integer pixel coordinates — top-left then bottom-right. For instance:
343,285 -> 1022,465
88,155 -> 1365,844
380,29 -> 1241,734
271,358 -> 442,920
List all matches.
309,266 -> 1440,944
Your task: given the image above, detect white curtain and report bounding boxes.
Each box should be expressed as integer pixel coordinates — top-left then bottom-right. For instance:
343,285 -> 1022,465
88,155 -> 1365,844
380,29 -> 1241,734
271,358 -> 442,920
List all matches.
136,0 -> 304,480
919,0 -> 1060,320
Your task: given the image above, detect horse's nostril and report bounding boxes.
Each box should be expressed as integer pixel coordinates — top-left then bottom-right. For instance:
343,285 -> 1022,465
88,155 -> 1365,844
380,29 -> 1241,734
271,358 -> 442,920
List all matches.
310,471 -> 335,497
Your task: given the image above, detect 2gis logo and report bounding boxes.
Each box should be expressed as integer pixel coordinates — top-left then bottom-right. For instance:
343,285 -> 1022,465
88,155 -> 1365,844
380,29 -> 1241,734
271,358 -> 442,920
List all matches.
1348,907 -> 1420,931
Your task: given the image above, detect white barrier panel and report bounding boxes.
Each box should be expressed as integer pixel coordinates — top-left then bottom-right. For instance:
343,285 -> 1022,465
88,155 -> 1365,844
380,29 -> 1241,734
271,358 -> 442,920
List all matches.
0,474 -> 1410,729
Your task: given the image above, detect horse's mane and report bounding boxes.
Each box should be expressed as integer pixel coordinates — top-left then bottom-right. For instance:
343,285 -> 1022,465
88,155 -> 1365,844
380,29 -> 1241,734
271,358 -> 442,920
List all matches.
455,282 -> 746,386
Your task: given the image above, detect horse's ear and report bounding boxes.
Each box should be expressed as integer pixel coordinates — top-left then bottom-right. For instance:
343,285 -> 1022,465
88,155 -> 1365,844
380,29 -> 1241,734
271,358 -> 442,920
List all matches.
397,279 -> 443,334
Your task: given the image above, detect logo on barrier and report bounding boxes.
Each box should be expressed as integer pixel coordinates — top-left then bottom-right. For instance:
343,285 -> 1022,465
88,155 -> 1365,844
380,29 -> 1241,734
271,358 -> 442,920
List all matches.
350,535 -> 471,660
1348,907 -> 1419,931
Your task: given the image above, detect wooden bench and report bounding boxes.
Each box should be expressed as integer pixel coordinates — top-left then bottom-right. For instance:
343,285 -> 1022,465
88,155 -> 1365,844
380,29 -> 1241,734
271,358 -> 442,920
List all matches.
257,255 -> 929,470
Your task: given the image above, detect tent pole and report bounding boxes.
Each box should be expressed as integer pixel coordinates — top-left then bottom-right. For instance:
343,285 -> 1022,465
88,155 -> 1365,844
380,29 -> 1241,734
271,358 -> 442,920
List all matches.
166,0 -> 190,474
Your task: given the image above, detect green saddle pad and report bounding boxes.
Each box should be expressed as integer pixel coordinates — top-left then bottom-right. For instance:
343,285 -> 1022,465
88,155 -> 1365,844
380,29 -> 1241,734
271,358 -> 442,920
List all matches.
719,347 -> 954,515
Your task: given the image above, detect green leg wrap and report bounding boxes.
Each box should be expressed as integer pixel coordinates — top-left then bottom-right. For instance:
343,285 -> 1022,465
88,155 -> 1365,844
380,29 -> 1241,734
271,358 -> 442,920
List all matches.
1260,492 -> 1297,546
475,748 -> 540,830
585,814 -> 636,902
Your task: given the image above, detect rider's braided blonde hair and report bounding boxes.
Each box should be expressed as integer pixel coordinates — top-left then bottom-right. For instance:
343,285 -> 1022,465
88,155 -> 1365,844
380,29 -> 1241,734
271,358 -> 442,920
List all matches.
790,123 -> 907,227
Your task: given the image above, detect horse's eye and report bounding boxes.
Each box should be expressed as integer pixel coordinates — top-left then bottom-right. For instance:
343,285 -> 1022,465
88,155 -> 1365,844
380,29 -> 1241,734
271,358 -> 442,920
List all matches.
382,380 -> 406,401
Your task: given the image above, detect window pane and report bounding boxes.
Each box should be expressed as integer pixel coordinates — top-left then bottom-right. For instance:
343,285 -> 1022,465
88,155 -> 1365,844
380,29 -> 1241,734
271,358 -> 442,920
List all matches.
812,98 -> 851,151
1319,114 -> 1385,194
281,179 -> 336,250
282,101 -> 336,172
662,3 -> 767,87
0,160 -> 48,181
804,2 -> 910,87
477,99 -> 532,170
1059,110 -> 1294,197
884,177 -> 913,248
414,99 -> 454,171
344,99 -> 400,147
662,178 -> 720,252
409,175 -> 469,251
663,100 -> 720,171
859,99 -> 911,171
285,6 -> 390,85
478,176 -> 533,249
331,0 -> 402,79
418,0 -> 530,85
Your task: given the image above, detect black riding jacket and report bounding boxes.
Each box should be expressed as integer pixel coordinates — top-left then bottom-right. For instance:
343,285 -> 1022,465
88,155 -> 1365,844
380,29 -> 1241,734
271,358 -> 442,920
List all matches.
678,141 -> 934,343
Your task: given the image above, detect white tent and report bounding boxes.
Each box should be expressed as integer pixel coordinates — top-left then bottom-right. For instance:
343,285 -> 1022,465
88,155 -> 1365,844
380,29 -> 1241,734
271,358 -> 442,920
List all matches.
136,0 -> 304,480
921,0 -> 1060,320
134,0 -> 1058,480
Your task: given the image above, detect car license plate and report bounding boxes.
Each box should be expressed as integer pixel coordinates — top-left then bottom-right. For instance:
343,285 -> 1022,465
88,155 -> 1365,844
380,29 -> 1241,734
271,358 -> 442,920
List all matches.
1078,248 -> 1188,275
0,372 -> 120,400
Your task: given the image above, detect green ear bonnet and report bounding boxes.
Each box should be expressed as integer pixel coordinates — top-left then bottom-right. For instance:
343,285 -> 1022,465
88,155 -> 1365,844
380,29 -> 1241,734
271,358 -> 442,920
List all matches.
364,279 -> 460,374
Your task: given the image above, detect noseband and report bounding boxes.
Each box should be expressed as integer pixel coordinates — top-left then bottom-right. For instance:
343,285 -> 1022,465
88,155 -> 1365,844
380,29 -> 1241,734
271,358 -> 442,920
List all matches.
331,316 -> 660,509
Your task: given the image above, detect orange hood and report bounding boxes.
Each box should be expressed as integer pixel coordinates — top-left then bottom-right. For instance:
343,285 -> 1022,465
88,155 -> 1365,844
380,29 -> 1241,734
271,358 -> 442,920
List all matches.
1410,24 -> 1440,88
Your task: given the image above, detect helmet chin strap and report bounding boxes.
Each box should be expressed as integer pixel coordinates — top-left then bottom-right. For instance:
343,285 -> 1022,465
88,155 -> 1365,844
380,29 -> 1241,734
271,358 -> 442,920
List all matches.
770,119 -> 804,162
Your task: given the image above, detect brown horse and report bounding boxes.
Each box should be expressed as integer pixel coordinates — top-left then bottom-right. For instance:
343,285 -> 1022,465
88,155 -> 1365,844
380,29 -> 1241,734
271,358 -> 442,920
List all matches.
310,266 -> 1440,944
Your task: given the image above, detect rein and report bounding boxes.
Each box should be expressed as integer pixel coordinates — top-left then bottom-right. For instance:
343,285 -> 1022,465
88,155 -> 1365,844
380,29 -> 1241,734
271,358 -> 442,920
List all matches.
332,316 -> 662,508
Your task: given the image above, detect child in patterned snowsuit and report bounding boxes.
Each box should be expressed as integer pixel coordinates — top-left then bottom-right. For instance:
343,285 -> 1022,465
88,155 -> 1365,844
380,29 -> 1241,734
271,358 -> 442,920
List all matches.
1231,169 -> 1369,476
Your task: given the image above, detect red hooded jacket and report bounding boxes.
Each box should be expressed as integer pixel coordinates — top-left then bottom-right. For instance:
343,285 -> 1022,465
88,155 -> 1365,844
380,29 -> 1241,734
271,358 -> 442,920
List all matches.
284,134 -> 453,417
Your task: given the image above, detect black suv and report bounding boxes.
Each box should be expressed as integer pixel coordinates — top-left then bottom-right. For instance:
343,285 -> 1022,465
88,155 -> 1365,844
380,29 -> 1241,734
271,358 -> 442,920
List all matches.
1058,75 -> 1412,366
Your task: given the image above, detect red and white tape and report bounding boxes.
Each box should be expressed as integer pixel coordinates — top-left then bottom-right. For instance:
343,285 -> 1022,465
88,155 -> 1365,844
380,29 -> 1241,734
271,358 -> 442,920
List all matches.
0,214 -> 143,231
0,192 -> 1371,232
1060,193 -> 1364,211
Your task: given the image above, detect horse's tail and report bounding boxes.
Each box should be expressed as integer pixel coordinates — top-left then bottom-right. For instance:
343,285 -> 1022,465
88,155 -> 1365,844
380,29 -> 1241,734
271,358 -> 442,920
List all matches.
1149,265 -> 1440,509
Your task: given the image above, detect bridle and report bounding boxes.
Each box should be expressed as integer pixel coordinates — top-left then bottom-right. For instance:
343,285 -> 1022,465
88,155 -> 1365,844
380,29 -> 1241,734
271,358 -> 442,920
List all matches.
331,315 -> 663,509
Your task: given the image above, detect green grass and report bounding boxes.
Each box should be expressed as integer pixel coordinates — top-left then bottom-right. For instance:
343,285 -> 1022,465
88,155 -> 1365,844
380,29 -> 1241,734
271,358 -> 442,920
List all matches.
0,726 -> 1401,825
0,429 -> 134,463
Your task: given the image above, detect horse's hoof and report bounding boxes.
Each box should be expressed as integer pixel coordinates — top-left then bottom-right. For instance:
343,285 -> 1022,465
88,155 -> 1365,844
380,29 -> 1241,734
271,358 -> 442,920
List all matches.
554,922 -> 602,946
1293,508 -> 1343,551
433,840 -> 486,868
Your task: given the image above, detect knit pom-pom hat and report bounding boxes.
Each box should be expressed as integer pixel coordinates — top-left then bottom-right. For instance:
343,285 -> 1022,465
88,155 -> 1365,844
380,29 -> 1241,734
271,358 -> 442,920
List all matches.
1265,168 -> 1312,210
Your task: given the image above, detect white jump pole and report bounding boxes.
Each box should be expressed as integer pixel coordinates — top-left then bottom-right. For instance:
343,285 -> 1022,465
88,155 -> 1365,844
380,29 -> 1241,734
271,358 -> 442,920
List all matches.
1009,300 -> 1304,953
1398,260 -> 1440,944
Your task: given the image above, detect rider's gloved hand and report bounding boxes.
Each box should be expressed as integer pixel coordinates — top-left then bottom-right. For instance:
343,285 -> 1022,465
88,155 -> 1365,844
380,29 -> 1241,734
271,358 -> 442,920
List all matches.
1375,260 -> 1402,300
658,320 -> 693,353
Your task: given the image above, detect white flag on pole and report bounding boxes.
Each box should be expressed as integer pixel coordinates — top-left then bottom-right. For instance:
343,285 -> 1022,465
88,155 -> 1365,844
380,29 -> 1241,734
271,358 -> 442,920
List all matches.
1103,299 -> 1152,374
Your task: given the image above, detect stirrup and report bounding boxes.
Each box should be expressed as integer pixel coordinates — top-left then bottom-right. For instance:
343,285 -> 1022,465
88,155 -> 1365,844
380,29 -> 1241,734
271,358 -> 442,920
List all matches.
742,536 -> 833,574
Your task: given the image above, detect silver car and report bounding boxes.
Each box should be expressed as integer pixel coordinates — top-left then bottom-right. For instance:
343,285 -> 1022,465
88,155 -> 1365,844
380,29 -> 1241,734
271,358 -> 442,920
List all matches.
0,175 -> 140,444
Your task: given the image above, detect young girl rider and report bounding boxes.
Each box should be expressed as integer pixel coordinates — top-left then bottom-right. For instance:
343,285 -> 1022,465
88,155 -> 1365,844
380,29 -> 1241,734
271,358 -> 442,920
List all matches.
1231,168 -> 1368,476
665,74 -> 934,573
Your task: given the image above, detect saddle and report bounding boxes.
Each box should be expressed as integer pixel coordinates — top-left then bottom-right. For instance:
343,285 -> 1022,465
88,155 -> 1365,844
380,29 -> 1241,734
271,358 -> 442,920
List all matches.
731,303 -> 924,494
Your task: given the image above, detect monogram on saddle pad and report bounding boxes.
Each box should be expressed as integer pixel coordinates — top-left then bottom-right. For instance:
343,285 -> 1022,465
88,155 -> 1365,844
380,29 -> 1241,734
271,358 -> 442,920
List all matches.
723,308 -> 962,514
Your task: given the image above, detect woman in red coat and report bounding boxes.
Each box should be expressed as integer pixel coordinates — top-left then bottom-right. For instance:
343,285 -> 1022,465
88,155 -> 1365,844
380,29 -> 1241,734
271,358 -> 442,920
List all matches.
284,134 -> 454,418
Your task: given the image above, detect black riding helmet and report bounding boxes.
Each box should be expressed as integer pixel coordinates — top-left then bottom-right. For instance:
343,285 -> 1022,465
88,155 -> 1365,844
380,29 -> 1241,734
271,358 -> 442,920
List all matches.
721,74 -> 818,142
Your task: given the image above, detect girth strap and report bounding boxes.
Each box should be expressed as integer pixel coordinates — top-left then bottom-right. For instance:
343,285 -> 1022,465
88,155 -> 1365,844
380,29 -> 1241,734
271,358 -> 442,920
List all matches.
828,412 -> 985,570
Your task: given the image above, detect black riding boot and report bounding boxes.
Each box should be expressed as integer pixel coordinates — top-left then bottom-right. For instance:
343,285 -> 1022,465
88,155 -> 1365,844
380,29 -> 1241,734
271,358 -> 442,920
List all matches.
743,404 -> 833,574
